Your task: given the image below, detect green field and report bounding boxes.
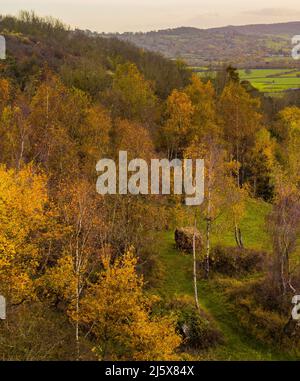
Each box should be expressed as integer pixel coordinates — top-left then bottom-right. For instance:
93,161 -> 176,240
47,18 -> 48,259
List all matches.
195,68 -> 300,94
238,68 -> 300,93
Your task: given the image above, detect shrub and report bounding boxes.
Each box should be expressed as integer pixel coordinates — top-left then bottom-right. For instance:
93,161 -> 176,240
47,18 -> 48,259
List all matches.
223,278 -> 300,354
209,245 -> 266,276
166,296 -> 223,350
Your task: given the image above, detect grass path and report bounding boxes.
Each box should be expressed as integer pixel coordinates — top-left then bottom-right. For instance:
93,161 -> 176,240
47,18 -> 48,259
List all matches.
156,231 -> 294,360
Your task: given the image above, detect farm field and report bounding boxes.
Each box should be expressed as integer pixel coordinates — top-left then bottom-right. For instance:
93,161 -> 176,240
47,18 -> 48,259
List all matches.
195,68 -> 300,93
239,68 -> 300,93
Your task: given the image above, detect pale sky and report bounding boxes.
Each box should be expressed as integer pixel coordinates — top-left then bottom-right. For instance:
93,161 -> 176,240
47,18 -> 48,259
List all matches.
2,0 -> 300,32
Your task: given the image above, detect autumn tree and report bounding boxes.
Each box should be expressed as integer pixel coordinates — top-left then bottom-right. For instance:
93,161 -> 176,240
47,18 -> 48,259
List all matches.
278,106 -> 300,185
112,118 -> 155,162
268,171 -> 300,298
78,104 -> 111,177
0,78 -> 10,114
184,74 -> 219,141
28,72 -> 113,183
40,179 -> 107,359
0,165 -> 50,304
183,75 -> 224,277
223,165 -> 248,248
218,82 -> 262,244
29,74 -> 81,177
245,128 -> 276,200
0,93 -> 30,169
104,117 -> 165,280
185,139 -> 243,276
105,62 -> 158,127
80,250 -> 181,360
219,81 -> 262,187
163,89 -> 194,159
215,65 -> 240,95
267,108 -> 300,298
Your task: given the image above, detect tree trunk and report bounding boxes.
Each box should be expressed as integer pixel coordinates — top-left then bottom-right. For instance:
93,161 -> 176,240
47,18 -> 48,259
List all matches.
193,214 -> 200,312
205,217 -> 211,279
75,245 -> 80,361
205,154 -> 212,279
234,222 -> 244,248
234,223 -> 240,247
238,227 -> 244,248
75,278 -> 80,361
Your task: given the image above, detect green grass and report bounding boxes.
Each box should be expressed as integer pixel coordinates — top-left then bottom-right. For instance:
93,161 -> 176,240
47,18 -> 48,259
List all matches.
239,69 -> 300,93
209,198 -> 271,250
197,281 -> 295,360
196,67 -> 300,93
277,71 -> 300,78
154,198 -> 297,360
155,198 -> 271,297
239,69 -> 290,79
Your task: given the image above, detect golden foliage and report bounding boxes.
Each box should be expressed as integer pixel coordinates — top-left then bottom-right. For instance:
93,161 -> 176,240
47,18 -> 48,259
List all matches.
0,165 -> 49,303
79,250 -> 181,360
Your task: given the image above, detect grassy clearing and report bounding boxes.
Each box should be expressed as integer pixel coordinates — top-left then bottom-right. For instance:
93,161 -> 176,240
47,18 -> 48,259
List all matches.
197,281 -> 295,360
154,198 -> 296,360
239,69 -> 300,93
155,198 -> 271,297
208,198 -> 271,250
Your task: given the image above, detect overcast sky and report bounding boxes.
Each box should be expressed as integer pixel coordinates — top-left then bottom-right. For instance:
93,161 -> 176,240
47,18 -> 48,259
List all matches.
2,0 -> 300,32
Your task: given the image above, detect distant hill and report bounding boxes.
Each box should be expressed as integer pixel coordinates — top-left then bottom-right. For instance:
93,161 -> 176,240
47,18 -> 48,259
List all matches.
104,22 -> 300,67
0,13 -> 190,98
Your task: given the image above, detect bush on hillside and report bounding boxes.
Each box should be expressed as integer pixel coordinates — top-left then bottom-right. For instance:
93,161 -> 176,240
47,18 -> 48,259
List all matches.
166,296 -> 223,350
218,277 -> 300,354
209,245 -> 266,276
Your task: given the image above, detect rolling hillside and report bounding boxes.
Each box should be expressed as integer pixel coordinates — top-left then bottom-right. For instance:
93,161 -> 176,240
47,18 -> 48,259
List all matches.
0,13 -> 191,98
105,22 -> 300,67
